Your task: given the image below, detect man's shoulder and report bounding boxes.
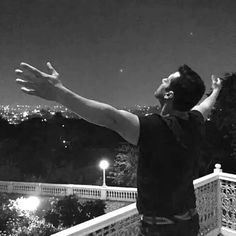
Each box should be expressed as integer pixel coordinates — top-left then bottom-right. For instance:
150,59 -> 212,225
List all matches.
188,110 -> 205,124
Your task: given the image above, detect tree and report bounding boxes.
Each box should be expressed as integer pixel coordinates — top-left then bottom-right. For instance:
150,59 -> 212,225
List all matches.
44,195 -> 106,227
110,142 -> 139,187
0,193 -> 61,236
204,73 -> 236,173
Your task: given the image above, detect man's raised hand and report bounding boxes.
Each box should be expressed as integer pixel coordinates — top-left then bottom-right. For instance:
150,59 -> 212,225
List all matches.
211,74 -> 222,91
15,62 -> 63,101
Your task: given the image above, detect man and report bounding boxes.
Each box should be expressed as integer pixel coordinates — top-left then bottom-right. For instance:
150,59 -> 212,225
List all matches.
15,62 -> 222,235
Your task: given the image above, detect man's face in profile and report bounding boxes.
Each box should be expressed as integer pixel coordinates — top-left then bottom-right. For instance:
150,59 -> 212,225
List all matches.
154,71 -> 180,104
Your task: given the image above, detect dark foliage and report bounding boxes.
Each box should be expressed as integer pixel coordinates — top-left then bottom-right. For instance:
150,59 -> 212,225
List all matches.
0,193 -> 61,235
110,142 -> 138,187
0,112 -> 122,184
204,73 -> 236,174
44,195 -> 106,227
0,193 -> 106,235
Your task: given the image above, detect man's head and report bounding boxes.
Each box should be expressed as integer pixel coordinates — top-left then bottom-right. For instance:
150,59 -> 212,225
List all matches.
154,64 -> 205,111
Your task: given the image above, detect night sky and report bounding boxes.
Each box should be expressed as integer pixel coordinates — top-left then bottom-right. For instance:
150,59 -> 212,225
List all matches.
0,0 -> 236,108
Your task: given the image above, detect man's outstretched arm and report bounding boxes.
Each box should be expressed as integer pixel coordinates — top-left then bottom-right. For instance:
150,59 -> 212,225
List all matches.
192,75 -> 222,121
15,62 -> 140,145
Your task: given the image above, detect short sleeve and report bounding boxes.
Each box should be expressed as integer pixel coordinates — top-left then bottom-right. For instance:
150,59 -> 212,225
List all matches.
190,110 -> 204,124
189,110 -> 205,138
138,114 -> 163,147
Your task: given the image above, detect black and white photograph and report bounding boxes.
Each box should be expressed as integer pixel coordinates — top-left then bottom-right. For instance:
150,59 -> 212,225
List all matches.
0,0 -> 236,235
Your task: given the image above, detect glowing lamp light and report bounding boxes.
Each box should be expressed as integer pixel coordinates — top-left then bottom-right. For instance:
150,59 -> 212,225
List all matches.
99,160 -> 109,186
99,160 -> 109,170
17,196 -> 40,212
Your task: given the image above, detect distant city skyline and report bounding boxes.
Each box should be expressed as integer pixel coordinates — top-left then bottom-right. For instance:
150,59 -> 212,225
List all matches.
0,104 -> 74,124
0,103 -> 157,124
0,0 -> 236,108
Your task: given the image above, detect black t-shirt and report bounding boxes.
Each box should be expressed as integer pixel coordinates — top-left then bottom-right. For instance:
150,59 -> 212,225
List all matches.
137,110 -> 204,217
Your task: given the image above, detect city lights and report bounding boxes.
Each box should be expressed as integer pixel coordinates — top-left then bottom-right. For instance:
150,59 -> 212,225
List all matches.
0,104 -> 80,124
0,104 -> 154,124
22,111 -> 28,117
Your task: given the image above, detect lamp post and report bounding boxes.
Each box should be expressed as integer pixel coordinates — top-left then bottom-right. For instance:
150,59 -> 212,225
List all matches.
99,160 -> 109,187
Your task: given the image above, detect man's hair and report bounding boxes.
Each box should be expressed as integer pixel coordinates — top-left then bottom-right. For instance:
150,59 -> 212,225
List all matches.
167,64 -> 206,111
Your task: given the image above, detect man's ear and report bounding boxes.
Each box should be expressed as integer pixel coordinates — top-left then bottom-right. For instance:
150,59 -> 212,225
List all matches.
164,91 -> 174,100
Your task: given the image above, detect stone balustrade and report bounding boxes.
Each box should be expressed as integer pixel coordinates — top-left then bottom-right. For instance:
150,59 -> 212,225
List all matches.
0,181 -> 137,202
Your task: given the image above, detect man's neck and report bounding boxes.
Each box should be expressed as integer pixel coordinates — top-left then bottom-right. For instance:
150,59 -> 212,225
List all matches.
160,104 -> 189,119
160,103 -> 172,116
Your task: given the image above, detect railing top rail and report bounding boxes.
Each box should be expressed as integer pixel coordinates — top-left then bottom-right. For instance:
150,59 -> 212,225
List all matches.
104,186 -> 137,191
0,180 -> 137,191
193,172 -> 219,189
219,172 -> 236,182
0,180 -> 37,185
0,181 -> 70,187
51,202 -> 138,236
41,183 -> 102,189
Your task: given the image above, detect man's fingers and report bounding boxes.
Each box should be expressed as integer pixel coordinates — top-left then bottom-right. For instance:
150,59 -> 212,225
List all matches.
217,77 -> 222,85
211,75 -> 221,84
21,87 -> 37,96
16,78 -> 27,85
46,62 -> 53,71
211,74 -> 216,82
20,62 -> 43,77
16,78 -> 35,88
46,62 -> 58,76
15,69 -> 35,82
15,69 -> 25,79
15,69 -> 23,75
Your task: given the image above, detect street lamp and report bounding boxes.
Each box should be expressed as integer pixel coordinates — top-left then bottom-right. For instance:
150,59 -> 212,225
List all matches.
99,159 -> 109,187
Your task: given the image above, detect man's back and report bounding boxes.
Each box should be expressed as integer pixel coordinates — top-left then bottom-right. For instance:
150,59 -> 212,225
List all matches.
137,110 -> 204,217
